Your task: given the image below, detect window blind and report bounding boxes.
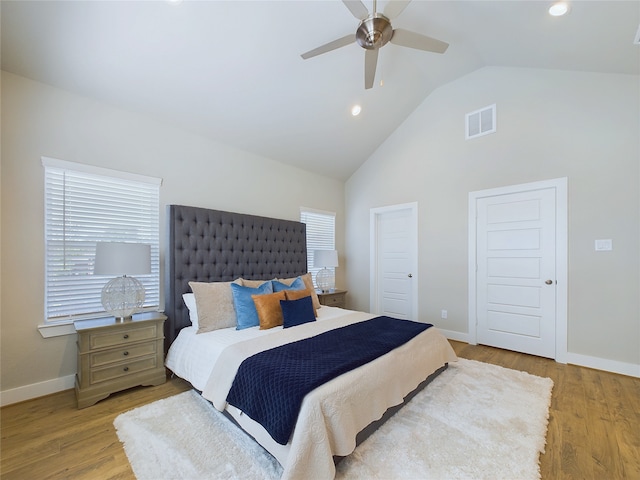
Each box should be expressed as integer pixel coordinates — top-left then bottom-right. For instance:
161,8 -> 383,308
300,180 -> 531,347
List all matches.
43,158 -> 161,323
300,207 -> 336,286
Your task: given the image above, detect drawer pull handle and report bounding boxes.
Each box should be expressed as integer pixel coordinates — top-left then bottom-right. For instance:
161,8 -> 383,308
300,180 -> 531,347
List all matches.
123,367 -> 129,372
123,351 -> 129,356
123,334 -> 129,339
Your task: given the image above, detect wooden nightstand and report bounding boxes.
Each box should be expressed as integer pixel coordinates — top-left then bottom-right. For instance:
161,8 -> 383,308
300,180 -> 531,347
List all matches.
74,312 -> 166,409
316,289 -> 347,308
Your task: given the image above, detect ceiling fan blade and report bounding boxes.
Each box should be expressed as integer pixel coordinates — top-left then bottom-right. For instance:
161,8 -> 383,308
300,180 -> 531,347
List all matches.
391,28 -> 449,54
384,0 -> 412,19
364,49 -> 378,89
342,0 -> 369,20
301,34 -> 356,60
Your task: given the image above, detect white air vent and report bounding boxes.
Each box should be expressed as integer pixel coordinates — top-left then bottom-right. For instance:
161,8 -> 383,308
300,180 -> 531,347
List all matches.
466,104 -> 496,140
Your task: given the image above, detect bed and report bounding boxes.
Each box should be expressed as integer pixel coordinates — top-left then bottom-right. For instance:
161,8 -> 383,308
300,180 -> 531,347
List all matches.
163,204 -> 458,479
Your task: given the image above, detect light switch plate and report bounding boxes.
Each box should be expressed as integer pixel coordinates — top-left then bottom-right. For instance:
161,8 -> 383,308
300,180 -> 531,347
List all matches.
595,239 -> 613,251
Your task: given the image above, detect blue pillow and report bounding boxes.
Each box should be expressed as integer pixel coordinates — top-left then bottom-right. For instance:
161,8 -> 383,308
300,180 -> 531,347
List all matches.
281,295 -> 316,329
231,282 -> 273,330
272,277 -> 305,292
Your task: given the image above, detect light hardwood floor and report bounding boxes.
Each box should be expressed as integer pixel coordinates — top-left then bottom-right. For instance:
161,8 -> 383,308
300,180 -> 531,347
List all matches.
1,341 -> 639,479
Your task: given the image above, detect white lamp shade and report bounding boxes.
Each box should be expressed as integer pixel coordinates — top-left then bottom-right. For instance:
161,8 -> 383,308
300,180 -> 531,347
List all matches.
313,250 -> 338,268
94,242 -> 151,276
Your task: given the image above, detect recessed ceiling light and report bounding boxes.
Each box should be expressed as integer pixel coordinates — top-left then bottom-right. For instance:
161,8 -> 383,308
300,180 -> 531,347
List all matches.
548,2 -> 569,16
351,105 -> 362,116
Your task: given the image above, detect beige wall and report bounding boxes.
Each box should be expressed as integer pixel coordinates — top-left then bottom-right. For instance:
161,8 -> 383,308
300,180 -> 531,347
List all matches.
2,65 -> 638,400
345,67 -> 639,371
0,71 -> 345,395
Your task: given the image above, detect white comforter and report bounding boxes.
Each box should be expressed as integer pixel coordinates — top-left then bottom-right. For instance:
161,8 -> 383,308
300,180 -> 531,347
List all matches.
166,307 -> 457,479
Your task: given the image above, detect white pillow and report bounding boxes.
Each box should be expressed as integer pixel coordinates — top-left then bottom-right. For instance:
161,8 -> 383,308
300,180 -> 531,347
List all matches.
182,293 -> 199,329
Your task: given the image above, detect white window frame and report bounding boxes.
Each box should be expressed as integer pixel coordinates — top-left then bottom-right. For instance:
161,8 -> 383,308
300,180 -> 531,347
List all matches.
41,157 -> 162,334
300,207 -> 336,287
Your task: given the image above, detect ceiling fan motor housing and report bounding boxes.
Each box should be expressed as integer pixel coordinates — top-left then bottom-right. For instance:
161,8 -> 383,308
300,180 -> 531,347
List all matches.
356,13 -> 393,50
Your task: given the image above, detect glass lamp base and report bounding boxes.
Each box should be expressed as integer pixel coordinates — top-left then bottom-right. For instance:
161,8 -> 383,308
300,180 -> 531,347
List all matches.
316,268 -> 335,293
101,275 -> 145,319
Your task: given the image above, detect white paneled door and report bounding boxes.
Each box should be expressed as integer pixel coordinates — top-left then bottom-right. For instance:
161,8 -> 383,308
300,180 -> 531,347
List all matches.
476,188 -> 557,358
370,203 -> 418,320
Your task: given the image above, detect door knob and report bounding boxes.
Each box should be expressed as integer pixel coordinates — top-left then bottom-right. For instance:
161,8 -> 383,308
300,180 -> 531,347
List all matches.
408,273 -> 413,278
545,279 -> 553,285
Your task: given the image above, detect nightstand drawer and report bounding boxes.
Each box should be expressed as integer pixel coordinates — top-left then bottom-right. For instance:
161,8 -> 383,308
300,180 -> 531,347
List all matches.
317,290 -> 347,308
87,324 -> 158,351
90,341 -> 157,368
90,356 -> 158,385
322,295 -> 344,307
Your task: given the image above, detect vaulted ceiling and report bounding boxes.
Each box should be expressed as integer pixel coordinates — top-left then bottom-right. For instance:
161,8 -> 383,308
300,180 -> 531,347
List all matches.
2,1 -> 639,180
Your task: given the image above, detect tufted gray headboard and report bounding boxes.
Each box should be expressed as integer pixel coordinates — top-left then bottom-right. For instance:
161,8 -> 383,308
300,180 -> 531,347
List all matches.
164,205 -> 307,349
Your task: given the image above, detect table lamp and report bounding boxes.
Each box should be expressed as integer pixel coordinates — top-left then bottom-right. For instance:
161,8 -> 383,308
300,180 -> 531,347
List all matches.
94,242 -> 151,321
313,249 -> 338,293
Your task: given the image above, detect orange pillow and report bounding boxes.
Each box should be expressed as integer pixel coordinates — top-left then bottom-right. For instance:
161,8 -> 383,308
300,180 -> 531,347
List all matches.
277,273 -> 321,311
284,289 -> 317,317
252,291 -> 287,329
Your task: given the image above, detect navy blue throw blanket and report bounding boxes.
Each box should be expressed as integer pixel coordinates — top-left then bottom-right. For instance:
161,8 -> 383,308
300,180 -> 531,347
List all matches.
226,316 -> 432,445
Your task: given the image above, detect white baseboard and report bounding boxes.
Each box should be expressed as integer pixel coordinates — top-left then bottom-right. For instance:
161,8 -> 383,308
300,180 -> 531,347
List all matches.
566,352 -> 640,378
437,328 -> 469,343
436,328 -> 639,378
0,374 -> 76,407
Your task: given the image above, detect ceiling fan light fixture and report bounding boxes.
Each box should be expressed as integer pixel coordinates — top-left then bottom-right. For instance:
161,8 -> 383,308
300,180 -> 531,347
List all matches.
356,14 -> 393,50
301,0 -> 448,90
548,2 -> 569,16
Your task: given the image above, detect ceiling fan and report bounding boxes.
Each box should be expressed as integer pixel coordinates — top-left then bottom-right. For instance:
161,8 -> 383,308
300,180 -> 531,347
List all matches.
301,0 -> 449,89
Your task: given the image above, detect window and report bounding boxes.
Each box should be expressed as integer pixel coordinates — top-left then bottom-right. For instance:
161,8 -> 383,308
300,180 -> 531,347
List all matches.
300,207 -> 336,287
43,157 -> 162,323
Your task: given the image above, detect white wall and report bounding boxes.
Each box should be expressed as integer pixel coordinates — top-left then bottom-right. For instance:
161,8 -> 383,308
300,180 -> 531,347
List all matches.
346,67 -> 639,374
0,71 -> 345,401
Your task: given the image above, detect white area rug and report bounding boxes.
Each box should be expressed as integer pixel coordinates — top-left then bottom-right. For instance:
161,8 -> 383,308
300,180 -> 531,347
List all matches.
114,359 -> 553,480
